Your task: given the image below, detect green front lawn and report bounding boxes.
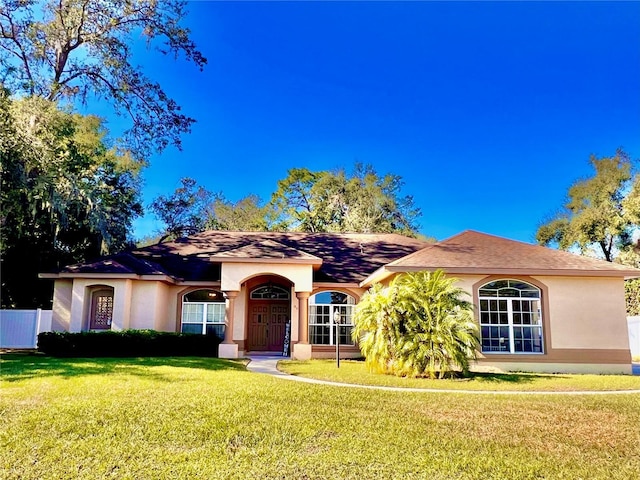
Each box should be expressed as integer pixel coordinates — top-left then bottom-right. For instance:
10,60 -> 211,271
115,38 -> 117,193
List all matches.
2,354 -> 639,479
279,359 -> 640,391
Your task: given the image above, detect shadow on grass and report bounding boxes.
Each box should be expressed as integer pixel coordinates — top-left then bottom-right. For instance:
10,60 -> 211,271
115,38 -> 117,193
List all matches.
0,353 -> 247,383
285,359 -> 571,384
461,371 -> 570,383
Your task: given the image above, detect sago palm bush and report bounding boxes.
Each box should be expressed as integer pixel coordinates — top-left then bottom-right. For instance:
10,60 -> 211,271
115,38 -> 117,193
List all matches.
351,283 -> 403,374
352,270 -> 478,379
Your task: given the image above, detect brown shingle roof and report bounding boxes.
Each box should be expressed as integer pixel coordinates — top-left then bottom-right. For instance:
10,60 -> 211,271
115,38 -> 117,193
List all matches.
382,230 -> 640,278
63,252 -> 168,276
56,230 -> 639,285
58,231 -> 431,284
207,239 -> 322,263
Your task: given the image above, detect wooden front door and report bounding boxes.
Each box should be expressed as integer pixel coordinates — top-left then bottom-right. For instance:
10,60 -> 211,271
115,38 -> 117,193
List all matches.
248,301 -> 289,351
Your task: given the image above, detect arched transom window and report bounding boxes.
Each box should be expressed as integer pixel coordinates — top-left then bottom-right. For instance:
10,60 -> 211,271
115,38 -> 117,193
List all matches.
478,280 -> 543,354
181,289 -> 225,339
250,284 -> 290,300
309,291 -> 356,346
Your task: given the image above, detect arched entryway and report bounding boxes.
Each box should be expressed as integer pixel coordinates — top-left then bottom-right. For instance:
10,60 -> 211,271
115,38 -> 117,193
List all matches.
246,278 -> 292,352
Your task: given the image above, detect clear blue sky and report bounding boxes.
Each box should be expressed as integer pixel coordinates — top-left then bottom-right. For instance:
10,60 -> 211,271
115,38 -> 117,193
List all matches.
117,1 -> 640,243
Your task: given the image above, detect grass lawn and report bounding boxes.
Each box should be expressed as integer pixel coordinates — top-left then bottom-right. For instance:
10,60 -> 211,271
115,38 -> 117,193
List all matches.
279,359 -> 640,392
1,354 -> 639,480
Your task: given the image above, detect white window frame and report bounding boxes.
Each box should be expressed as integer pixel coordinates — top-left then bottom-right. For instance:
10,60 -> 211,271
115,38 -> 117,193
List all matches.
181,290 -> 226,335
308,291 -> 355,346
478,280 -> 544,355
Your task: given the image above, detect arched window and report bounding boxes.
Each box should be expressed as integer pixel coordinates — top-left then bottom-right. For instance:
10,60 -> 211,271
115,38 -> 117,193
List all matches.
309,291 -> 356,346
478,280 -> 543,354
181,289 -> 225,339
250,284 -> 290,300
89,287 -> 114,330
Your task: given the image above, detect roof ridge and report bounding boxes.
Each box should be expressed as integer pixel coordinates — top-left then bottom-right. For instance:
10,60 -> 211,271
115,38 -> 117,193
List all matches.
211,238 -> 322,259
121,251 -> 169,274
386,230 -> 469,267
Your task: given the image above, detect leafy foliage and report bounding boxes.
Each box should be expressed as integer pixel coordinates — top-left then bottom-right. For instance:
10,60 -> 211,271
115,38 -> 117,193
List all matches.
352,270 -> 478,379
208,194 -> 272,232
0,92 -> 143,308
271,163 -> 421,235
149,163 -> 422,238
149,177 -> 213,242
0,0 -> 206,160
625,279 -> 640,316
616,247 -> 640,315
536,149 -> 640,261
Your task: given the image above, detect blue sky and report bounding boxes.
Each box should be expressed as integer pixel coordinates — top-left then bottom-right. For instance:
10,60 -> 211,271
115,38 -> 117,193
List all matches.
118,1 -> 640,243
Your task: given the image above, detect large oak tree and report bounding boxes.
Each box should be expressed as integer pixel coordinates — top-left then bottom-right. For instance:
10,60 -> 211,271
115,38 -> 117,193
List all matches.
0,92 -> 143,308
536,149 -> 640,262
1,0 -> 206,160
271,163 -> 421,235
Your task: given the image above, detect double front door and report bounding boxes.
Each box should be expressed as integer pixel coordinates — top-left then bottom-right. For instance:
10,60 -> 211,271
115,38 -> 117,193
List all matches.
248,301 -> 289,351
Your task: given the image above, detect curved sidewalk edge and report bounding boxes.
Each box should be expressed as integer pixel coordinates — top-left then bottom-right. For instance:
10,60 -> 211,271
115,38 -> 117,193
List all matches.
245,356 -> 640,396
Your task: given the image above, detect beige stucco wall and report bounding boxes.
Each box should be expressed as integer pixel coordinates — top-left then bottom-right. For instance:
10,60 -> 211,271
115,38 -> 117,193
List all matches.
51,280 -> 73,331
453,274 -> 630,351
234,284 -> 248,342
59,279 -> 190,333
129,281 -> 177,331
448,275 -> 486,304
221,263 -> 314,292
154,283 -> 174,331
52,269 -> 631,371
534,275 -> 630,350
65,278 -> 133,331
129,281 -> 157,330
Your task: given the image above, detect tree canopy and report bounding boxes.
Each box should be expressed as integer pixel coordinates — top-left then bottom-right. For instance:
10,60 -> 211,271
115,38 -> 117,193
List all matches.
1,0 -> 206,160
271,163 -> 421,235
0,91 -> 143,308
148,177 -> 213,243
536,149 -> 640,262
209,194 -> 272,232
148,164 -> 423,241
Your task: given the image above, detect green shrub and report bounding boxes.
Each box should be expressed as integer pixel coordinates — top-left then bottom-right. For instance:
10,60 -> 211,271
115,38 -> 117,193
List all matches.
37,330 -> 221,357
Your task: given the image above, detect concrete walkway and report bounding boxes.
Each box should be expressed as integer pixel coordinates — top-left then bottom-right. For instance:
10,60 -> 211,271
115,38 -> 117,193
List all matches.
246,355 -> 640,395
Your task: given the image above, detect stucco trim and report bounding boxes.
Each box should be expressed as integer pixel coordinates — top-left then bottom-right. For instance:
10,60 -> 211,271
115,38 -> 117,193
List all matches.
314,282 -> 361,289
212,256 -> 323,266
41,273 -> 139,280
382,265 -> 640,279
174,281 -> 222,287
310,287 -> 362,302
359,266 -> 391,288
476,348 -> 631,364
40,272 -> 177,283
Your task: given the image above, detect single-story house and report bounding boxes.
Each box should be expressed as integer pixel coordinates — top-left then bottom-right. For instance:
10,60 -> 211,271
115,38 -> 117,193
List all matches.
41,230 -> 638,374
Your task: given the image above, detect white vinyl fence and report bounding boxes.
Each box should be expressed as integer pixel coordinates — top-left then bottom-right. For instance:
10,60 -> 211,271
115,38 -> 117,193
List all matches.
629,316 -> 640,358
0,309 -> 52,349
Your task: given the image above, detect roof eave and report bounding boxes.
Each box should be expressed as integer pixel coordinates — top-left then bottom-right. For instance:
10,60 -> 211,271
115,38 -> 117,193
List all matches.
313,281 -> 362,289
359,266 -> 394,288
212,257 -> 323,266
381,265 -> 640,279
39,272 -> 177,283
